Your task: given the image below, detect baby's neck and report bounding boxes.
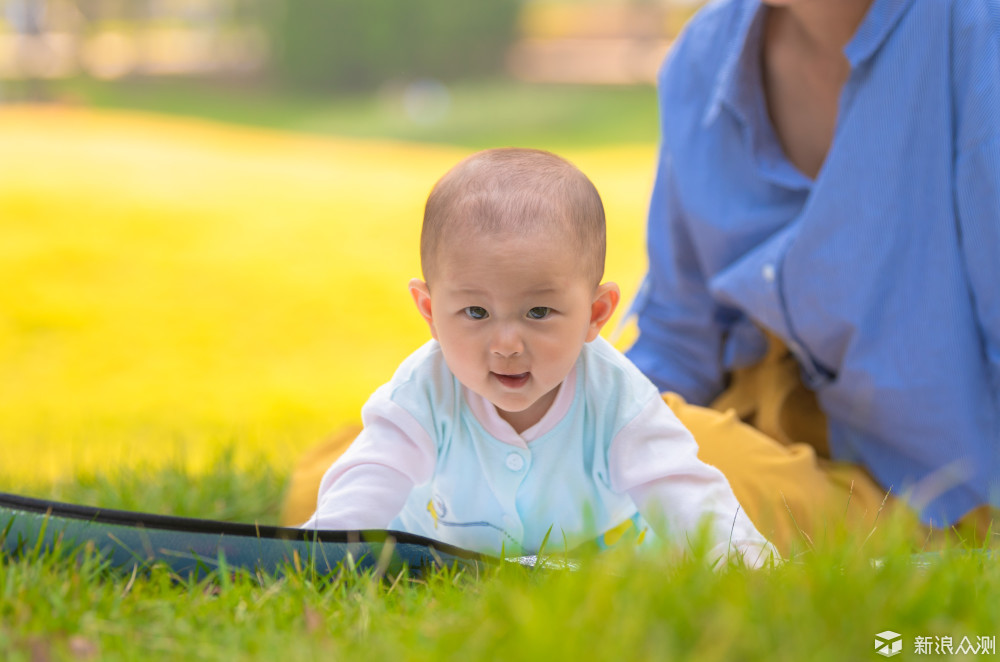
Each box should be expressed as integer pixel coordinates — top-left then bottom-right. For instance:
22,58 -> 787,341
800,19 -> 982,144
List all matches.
496,383 -> 562,435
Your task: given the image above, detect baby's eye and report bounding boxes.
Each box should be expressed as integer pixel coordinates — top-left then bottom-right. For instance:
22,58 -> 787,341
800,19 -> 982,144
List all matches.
526,307 -> 551,320
464,306 -> 489,320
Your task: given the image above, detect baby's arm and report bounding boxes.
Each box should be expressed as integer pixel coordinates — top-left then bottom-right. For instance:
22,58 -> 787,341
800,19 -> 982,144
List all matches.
609,397 -> 779,568
301,397 -> 436,531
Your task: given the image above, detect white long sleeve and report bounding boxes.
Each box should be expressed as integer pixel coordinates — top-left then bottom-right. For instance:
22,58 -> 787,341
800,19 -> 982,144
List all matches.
609,396 -> 779,568
301,393 -> 437,531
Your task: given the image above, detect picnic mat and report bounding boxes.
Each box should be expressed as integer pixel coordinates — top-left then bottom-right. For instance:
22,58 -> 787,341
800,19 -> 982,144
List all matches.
0,491 -> 490,579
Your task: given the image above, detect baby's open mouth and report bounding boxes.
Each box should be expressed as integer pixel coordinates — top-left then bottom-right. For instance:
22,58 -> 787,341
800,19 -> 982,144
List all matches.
492,372 -> 530,388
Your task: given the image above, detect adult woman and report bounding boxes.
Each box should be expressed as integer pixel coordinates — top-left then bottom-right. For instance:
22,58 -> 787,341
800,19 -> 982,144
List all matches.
625,0 -> 999,552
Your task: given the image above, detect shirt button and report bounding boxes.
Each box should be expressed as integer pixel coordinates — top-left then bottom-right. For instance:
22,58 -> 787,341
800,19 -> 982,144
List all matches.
505,452 -> 525,472
762,264 -> 776,282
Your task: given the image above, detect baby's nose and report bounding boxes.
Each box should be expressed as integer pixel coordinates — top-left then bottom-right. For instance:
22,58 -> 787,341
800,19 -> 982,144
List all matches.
490,324 -> 523,357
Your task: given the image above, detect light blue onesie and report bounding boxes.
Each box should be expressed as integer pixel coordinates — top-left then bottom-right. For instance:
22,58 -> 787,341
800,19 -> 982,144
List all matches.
386,338 -> 663,555
306,337 -> 772,561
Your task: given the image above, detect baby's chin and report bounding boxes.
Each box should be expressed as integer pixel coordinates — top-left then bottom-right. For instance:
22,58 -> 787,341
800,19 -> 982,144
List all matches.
487,393 -> 537,414
491,386 -> 560,417
484,389 -> 542,417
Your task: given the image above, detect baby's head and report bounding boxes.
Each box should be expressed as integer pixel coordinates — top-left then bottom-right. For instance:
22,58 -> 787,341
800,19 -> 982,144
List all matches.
419,147 -> 607,286
410,148 -> 620,433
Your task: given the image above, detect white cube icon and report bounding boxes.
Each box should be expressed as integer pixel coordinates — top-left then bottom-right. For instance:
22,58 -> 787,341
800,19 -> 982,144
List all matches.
875,631 -> 902,657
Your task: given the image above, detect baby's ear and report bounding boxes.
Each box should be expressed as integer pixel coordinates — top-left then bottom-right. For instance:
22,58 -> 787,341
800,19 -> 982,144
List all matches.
586,282 -> 621,342
409,278 -> 436,338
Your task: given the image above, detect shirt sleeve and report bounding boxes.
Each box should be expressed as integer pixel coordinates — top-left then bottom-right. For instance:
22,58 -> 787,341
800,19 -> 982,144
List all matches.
625,147 -> 728,405
608,395 -> 779,568
300,392 -> 437,531
952,0 -> 1000,395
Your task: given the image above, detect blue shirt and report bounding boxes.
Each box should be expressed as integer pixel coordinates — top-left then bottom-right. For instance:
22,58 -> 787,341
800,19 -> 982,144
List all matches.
626,0 -> 1000,526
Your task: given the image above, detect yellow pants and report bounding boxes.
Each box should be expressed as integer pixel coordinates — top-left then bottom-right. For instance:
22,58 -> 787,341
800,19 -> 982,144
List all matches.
280,336 -> 994,557
669,335 -> 897,556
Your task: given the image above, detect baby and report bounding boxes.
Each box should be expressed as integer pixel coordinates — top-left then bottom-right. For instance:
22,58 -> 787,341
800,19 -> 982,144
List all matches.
303,148 -> 776,566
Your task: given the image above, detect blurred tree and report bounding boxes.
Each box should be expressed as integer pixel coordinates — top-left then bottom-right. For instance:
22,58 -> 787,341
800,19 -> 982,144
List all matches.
266,0 -> 522,92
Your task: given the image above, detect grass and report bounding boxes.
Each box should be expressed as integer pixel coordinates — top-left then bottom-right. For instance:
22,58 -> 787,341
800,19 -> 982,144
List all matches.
47,76 -> 660,151
14,448 -> 287,524
3,457 -> 997,661
1,86 -> 996,660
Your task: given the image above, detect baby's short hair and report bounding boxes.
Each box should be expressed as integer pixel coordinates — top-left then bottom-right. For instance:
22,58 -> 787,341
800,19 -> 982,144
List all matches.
421,148 -> 607,284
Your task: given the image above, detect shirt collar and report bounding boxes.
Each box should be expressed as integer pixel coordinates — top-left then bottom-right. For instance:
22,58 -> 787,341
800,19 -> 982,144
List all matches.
704,0 -> 915,127
704,1 -> 762,128
462,364 -> 577,448
843,0 -> 914,68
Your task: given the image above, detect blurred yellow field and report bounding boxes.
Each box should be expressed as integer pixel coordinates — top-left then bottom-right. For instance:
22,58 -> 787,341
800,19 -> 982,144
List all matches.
0,107 -> 654,486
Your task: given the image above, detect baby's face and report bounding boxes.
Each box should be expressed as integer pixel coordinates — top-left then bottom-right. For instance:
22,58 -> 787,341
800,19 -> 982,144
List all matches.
413,230 -> 615,432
